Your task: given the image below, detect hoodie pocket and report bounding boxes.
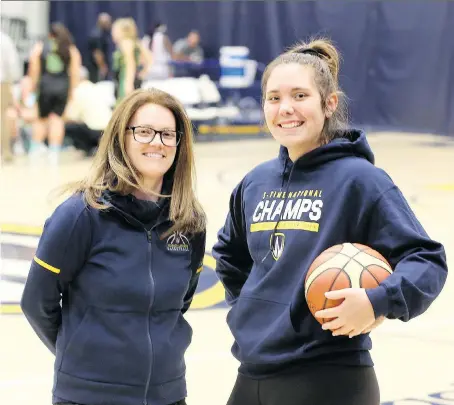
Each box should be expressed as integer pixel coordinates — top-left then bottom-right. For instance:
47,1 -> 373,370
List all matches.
60,307 -> 149,386
150,311 -> 192,384
227,296 -> 302,365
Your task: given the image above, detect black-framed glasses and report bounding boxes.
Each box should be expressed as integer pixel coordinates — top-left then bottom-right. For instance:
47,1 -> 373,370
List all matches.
126,126 -> 182,147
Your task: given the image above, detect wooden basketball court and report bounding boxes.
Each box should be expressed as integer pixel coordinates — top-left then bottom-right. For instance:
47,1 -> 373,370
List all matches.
1,132 -> 453,404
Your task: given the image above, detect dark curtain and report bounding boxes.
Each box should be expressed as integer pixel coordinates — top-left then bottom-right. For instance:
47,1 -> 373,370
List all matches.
49,0 -> 454,135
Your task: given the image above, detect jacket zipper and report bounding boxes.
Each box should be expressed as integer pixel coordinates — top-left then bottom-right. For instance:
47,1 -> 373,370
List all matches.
143,229 -> 154,405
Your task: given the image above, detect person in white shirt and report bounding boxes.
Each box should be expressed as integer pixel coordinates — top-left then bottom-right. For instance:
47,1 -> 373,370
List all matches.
142,22 -> 173,80
64,66 -> 112,155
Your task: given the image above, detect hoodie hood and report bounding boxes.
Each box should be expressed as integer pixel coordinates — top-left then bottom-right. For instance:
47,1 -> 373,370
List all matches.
278,129 -> 375,173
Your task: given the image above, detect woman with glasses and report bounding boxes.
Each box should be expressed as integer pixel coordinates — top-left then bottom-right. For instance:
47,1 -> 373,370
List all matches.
21,88 -> 206,405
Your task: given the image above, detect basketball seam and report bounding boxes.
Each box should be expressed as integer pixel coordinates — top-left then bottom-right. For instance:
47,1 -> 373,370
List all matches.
336,250 -> 391,273
321,254 -> 354,323
352,245 -> 389,264
340,248 -> 390,290
307,246 -> 373,288
364,268 -> 381,285
336,247 -> 370,265
321,269 -> 343,324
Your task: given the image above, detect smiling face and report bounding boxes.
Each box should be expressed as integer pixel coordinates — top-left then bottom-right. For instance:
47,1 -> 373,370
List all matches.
125,103 -> 178,183
263,63 -> 337,161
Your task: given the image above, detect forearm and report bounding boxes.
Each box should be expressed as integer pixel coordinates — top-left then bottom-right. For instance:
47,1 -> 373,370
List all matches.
21,270 -> 62,354
93,50 -> 107,70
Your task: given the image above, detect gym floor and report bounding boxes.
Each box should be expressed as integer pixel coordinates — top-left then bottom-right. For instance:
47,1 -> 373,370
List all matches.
1,132 -> 453,404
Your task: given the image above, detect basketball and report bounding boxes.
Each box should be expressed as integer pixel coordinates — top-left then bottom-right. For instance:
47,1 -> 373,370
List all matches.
305,243 -> 393,324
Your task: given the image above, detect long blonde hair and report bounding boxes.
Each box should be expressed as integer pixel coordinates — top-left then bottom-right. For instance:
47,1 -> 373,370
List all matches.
64,88 -> 206,236
112,18 -> 138,42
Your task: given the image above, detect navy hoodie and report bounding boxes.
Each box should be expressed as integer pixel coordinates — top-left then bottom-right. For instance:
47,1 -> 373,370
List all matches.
212,130 -> 448,378
21,190 -> 206,405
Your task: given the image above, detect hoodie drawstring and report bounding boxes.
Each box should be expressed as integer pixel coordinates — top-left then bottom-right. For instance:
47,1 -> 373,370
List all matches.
261,159 -> 295,263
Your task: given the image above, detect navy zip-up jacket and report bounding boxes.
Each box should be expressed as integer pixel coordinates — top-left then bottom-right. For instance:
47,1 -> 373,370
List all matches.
21,191 -> 206,405
212,130 -> 448,378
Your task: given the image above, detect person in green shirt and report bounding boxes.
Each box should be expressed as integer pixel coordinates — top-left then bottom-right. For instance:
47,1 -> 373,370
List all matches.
111,18 -> 152,103
27,23 -> 81,164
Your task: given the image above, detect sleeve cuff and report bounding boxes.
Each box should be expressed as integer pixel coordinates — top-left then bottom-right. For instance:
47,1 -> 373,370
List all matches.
365,285 -> 390,318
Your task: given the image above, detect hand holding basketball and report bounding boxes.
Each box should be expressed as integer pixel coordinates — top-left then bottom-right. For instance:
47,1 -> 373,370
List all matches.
315,288 -> 376,338
305,243 -> 393,337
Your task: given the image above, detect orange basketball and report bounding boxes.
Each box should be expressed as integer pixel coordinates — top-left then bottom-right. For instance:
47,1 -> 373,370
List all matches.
304,243 -> 393,325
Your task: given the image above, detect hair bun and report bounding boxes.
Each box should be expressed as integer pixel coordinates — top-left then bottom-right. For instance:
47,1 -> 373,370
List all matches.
289,38 -> 340,83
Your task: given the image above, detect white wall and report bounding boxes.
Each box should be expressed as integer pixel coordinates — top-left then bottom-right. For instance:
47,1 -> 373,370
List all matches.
1,1 -> 49,37
1,1 -> 49,60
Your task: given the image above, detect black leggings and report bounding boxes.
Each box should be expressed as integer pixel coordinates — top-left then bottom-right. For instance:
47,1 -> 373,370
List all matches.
56,401 -> 186,405
227,365 -> 380,405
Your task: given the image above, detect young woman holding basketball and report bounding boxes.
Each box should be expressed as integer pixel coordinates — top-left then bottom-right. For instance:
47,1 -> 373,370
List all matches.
21,88 -> 206,405
212,38 -> 448,405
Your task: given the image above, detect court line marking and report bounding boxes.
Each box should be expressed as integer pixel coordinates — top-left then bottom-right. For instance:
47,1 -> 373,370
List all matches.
0,224 -> 43,236
0,224 -> 226,313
